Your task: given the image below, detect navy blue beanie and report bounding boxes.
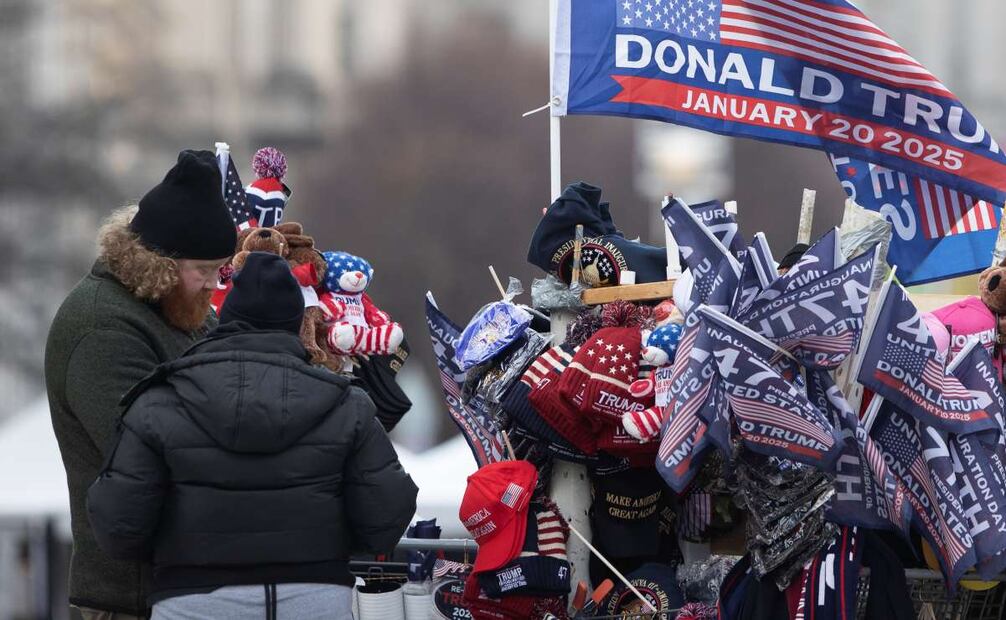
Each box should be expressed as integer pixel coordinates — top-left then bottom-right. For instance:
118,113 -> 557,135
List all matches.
220,252 -> 304,333
527,181 -> 667,284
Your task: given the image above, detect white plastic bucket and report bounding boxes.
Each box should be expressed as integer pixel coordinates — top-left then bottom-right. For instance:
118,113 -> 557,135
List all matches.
356,581 -> 405,620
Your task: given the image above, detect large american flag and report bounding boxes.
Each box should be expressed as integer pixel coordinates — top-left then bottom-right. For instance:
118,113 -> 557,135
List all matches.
616,0 -> 950,97
916,179 -> 998,240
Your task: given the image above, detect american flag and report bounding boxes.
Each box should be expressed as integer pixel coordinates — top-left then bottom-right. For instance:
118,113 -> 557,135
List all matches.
500,482 -> 525,508
616,0 -> 951,97
881,328 -> 974,402
916,179 -> 998,240
222,156 -> 258,230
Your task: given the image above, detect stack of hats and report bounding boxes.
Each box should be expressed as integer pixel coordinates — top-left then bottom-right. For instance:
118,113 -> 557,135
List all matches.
459,461 -> 572,619
589,467 -> 671,585
527,181 -> 668,285
497,321 -> 662,465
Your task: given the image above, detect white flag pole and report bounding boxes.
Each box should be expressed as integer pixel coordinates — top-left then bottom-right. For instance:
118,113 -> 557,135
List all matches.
663,196 -> 682,280
214,141 -> 230,194
549,0 -> 562,201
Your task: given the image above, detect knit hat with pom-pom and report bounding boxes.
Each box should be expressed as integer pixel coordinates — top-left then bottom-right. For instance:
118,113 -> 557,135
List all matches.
245,147 -> 292,227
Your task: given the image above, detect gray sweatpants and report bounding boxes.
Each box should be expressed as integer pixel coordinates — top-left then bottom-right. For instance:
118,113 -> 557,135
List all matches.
151,583 -> 353,620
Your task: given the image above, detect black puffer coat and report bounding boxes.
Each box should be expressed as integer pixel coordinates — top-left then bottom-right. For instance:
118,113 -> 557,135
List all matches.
86,322 -> 418,603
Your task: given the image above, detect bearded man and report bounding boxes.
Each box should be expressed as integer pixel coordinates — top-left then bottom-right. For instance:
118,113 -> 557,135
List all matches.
44,149 -> 237,619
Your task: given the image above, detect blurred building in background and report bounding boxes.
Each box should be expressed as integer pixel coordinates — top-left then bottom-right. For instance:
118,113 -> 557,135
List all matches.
0,0 -> 1004,617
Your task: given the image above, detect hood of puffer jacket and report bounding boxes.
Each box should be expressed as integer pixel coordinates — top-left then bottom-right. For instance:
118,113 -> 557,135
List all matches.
122,321 -> 352,453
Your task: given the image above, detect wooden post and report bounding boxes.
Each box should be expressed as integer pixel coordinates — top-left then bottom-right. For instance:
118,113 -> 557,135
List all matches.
797,188 -> 816,245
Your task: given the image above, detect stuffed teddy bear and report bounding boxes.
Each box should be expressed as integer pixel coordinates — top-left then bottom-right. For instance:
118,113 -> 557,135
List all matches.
622,323 -> 684,441
930,262 -> 1006,377
231,226 -> 288,270
319,251 -> 404,357
271,222 -> 343,371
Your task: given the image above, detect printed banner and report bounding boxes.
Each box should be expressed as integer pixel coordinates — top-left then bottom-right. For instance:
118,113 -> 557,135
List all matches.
739,247 -> 875,368
857,282 -> 997,434
807,371 -> 910,534
425,294 -> 506,467
831,155 -> 1001,285
870,398 -> 977,586
552,0 -> 1006,207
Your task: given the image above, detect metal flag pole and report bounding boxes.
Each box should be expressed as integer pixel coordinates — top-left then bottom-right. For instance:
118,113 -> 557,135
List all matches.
549,0 -> 562,201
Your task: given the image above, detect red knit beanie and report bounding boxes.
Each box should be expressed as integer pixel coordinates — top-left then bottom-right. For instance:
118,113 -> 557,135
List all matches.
527,345 -> 599,454
557,327 -> 647,425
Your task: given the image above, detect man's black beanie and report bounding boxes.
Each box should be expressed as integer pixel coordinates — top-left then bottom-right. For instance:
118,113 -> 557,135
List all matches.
131,149 -> 237,260
220,252 -> 305,334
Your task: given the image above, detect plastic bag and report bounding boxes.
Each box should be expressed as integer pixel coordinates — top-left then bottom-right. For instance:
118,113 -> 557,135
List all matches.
455,278 -> 534,371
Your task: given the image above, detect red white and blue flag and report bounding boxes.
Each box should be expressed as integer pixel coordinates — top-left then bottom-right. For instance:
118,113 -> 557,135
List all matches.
869,398 -> 977,587
807,371 -> 911,534
857,281 -> 998,435
425,294 -> 507,468
554,0 -> 1006,280
832,155 -> 1001,285
738,246 -> 874,369
218,154 -> 258,230
700,306 -> 842,468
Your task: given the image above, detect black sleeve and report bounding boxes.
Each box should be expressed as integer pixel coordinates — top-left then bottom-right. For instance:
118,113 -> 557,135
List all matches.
86,413 -> 167,561
343,394 -> 418,554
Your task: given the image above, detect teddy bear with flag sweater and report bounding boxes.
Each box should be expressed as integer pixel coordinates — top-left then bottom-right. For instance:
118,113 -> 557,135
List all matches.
319,251 -> 404,358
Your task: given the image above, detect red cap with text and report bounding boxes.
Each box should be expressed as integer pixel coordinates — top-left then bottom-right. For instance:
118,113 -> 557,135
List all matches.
459,460 -> 538,573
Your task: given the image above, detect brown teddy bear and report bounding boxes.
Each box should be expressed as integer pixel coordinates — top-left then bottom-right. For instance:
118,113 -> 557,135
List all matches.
272,222 -> 345,372
231,226 -> 288,270
224,224 -> 340,371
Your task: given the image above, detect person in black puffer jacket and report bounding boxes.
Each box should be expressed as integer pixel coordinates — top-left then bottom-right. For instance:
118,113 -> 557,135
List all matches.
86,252 -> 418,619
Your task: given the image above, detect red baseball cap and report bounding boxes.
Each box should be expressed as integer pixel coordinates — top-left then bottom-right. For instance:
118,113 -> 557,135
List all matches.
460,460 -> 538,573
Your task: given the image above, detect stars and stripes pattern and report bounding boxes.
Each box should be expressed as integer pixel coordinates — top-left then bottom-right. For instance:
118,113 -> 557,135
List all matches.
871,402 -> 976,583
521,509 -> 568,560
426,295 -> 507,467
618,0 -> 951,98
222,156 -> 258,230
500,482 -> 525,509
917,179 -> 999,240
859,283 -> 996,434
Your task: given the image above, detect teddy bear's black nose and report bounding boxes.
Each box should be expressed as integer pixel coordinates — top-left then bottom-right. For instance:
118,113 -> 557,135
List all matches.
257,230 -> 272,239
989,274 -> 1001,291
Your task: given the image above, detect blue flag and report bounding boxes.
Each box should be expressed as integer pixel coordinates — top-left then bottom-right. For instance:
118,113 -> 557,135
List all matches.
806,371 -> 910,534
739,248 -> 875,369
869,398 -> 976,587
831,155 -> 1001,286
946,340 -> 1006,577
700,307 -> 842,469
857,281 -> 998,434
662,197 -> 741,313
689,199 -> 746,257
425,294 -> 506,467
552,0 -> 1006,207
730,233 -> 776,316
752,228 -> 842,305
657,311 -> 719,492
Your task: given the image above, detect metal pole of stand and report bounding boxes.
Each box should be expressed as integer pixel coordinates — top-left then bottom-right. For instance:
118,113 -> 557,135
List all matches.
547,309 -> 594,597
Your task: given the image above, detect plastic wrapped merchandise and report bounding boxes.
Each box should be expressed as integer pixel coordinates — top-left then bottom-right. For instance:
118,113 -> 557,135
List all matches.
461,329 -> 552,410
839,201 -> 892,286
531,274 -> 586,311
676,555 -> 742,603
